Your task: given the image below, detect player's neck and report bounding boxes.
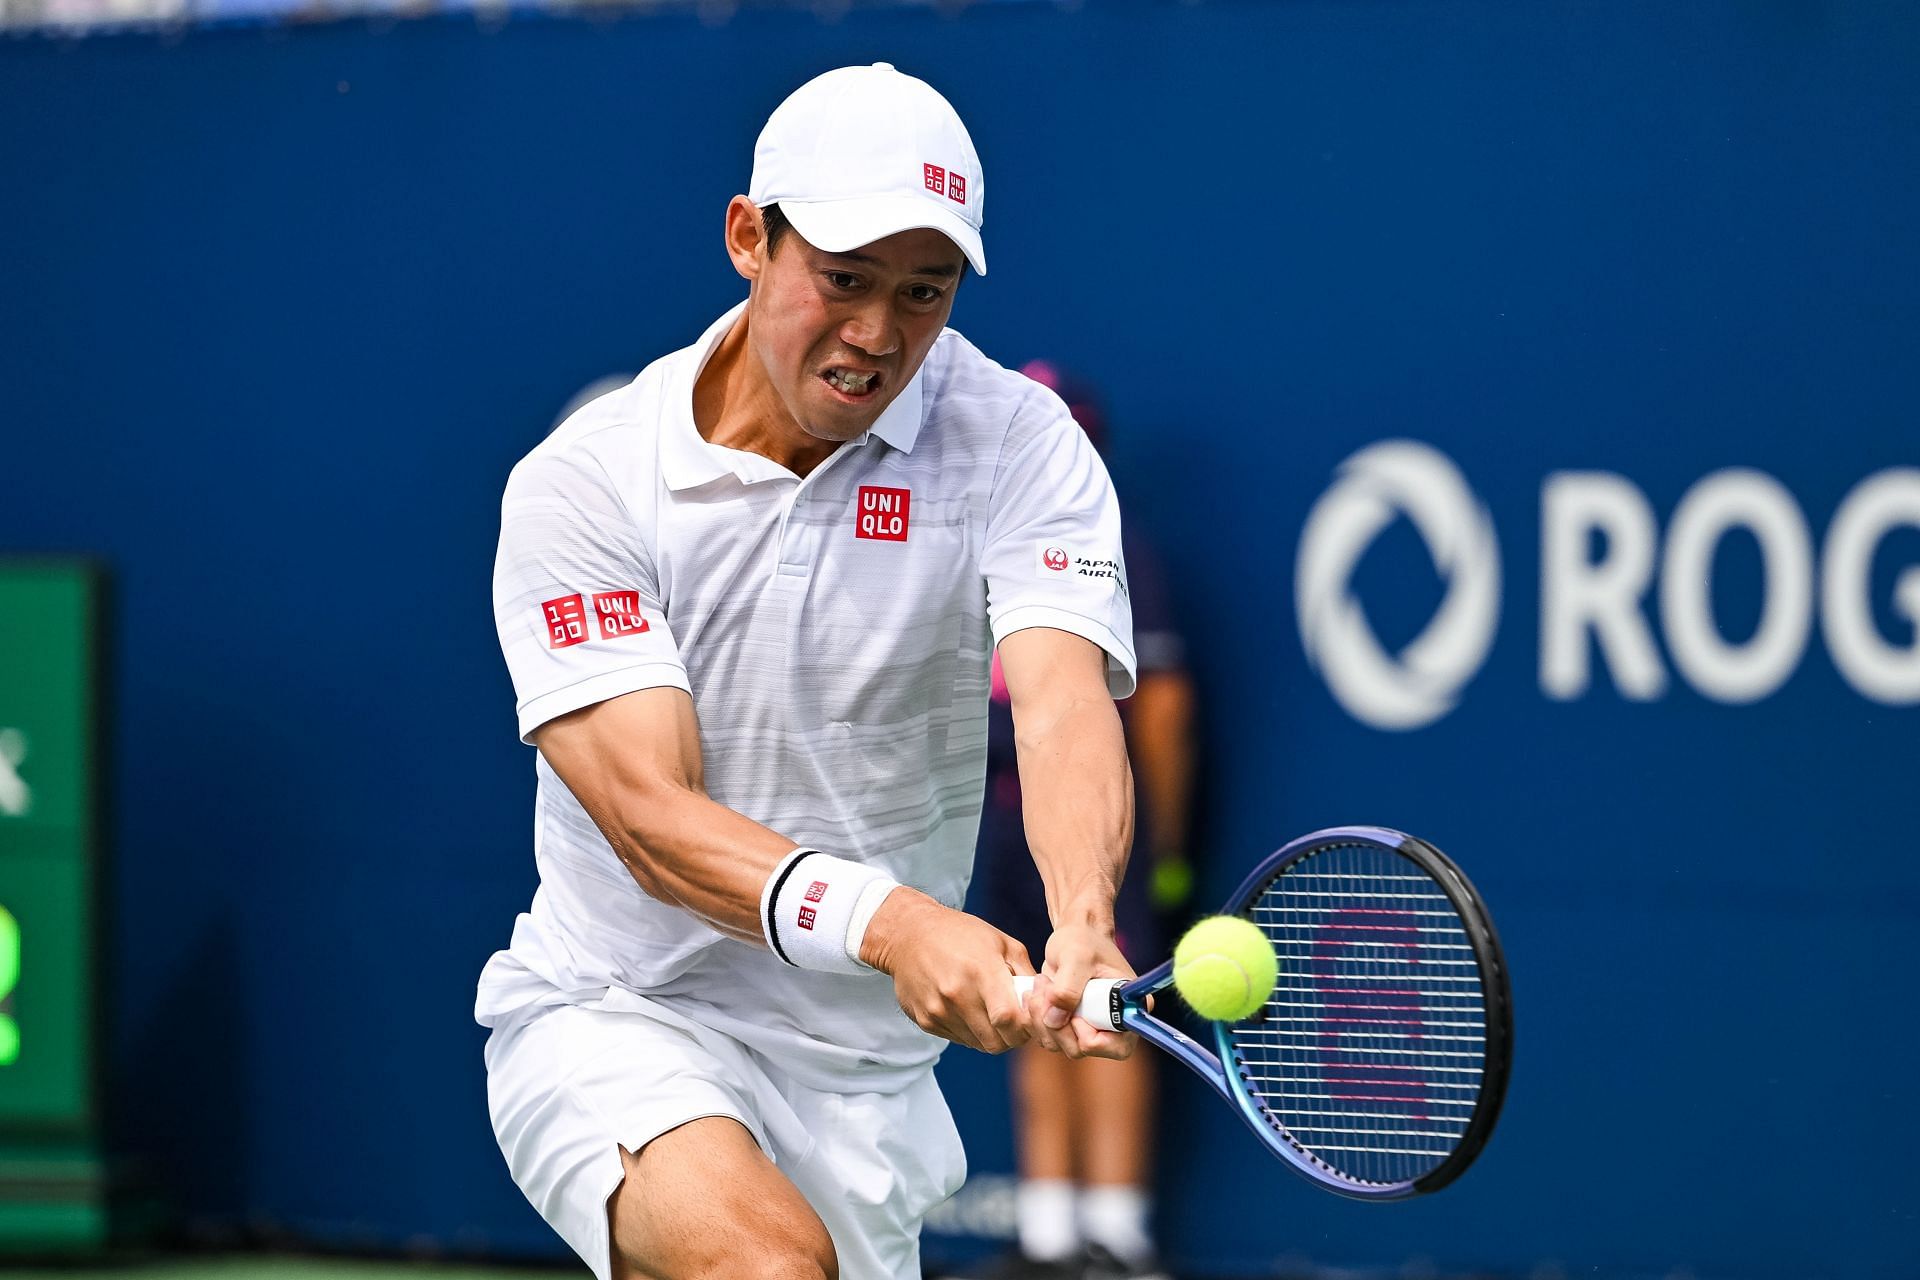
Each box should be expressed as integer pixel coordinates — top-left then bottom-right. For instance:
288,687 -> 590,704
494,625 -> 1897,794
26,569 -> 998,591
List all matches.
693,312 -> 838,478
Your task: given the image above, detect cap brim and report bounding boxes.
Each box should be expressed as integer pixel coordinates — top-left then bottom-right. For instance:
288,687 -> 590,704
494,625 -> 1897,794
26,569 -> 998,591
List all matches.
778,194 -> 986,276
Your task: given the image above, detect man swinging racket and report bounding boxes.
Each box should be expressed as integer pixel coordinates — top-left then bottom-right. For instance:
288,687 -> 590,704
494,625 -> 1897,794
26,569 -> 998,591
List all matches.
477,63 -> 1142,1280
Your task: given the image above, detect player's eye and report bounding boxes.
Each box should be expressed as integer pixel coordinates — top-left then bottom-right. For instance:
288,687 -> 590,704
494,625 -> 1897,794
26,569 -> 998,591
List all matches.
906,284 -> 945,304
823,271 -> 861,291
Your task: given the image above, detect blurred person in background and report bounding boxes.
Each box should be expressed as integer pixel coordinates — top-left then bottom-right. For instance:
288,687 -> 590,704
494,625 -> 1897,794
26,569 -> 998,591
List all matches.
945,363 -> 1197,1280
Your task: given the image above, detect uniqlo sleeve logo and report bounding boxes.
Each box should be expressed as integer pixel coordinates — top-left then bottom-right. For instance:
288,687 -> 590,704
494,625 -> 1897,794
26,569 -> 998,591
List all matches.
797,904 -> 818,931
592,590 -> 651,640
541,594 -> 588,648
854,486 -> 912,541
804,880 -> 828,903
923,163 -> 947,196
947,174 -> 967,205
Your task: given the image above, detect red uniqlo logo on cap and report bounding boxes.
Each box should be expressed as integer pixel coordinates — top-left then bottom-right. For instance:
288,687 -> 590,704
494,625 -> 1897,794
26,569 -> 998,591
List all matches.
924,163 -> 946,196
541,594 -> 588,648
855,486 -> 911,542
947,174 -> 966,205
797,905 -> 818,931
804,880 -> 828,903
593,590 -> 650,641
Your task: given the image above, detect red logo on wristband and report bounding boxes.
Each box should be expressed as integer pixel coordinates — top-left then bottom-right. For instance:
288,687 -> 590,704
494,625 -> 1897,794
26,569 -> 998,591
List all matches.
804,880 -> 827,903
797,905 -> 818,930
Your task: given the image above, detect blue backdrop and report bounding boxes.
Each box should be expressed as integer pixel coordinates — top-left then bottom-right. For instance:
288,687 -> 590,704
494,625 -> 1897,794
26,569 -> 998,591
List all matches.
2,1 -> 1916,1276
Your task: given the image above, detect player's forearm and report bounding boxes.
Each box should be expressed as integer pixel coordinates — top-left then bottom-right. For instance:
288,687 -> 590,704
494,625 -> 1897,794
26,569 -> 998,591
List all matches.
532,695 -> 805,946
1015,690 -> 1134,929
599,775 -> 801,945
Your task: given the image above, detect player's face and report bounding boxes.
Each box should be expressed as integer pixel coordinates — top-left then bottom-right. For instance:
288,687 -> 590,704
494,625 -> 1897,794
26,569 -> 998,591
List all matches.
738,210 -> 965,444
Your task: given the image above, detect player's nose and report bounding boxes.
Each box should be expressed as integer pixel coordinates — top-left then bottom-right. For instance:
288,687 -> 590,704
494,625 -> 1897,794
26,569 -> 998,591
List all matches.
839,299 -> 900,358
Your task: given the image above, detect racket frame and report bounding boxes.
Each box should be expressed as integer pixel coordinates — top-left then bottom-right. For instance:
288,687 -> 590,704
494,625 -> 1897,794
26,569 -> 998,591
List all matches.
1108,825 -> 1512,1201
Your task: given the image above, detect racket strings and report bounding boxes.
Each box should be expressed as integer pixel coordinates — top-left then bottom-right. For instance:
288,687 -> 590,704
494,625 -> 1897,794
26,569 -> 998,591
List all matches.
1227,844 -> 1488,1187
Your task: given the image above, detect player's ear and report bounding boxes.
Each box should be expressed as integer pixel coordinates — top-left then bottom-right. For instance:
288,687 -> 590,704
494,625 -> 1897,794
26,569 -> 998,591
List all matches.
724,196 -> 768,282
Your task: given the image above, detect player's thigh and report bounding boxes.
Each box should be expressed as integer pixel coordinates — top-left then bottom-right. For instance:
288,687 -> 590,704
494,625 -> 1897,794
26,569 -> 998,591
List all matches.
485,1000 -> 814,1280
779,1072 -> 966,1280
609,1116 -> 835,1280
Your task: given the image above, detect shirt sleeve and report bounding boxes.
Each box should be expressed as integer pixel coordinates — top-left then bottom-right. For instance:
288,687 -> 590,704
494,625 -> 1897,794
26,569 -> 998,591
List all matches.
981,394 -> 1138,698
493,447 -> 691,743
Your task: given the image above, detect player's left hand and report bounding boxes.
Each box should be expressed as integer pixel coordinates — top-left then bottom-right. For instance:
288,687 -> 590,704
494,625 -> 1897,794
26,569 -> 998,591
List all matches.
1025,920 -> 1134,1061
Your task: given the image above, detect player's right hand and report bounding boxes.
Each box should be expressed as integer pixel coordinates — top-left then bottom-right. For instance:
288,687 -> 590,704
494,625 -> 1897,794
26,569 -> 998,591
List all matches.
858,887 -> 1035,1054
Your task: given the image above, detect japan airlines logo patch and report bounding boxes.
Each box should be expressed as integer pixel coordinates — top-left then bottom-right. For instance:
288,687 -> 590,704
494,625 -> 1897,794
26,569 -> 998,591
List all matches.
855,486 -> 912,541
1034,543 -> 1126,593
1295,440 -> 1501,731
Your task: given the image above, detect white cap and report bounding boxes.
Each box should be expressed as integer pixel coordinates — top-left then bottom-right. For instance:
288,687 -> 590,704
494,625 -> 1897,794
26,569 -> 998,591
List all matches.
748,63 -> 986,276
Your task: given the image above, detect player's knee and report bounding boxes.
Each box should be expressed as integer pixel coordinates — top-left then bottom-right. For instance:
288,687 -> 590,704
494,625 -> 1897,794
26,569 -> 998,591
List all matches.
680,1230 -> 835,1280
612,1206 -> 833,1280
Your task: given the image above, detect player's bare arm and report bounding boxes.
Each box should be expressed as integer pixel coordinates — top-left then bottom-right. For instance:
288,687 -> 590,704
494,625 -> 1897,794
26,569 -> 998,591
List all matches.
532,688 -> 794,945
996,625 -> 1136,1061
534,687 -> 1038,1054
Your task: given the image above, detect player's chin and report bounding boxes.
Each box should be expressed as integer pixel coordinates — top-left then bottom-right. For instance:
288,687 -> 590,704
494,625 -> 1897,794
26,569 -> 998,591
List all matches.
804,384 -> 890,437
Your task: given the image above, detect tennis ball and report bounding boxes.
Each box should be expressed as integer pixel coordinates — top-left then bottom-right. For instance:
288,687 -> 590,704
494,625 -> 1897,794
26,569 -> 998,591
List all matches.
1173,915 -> 1277,1022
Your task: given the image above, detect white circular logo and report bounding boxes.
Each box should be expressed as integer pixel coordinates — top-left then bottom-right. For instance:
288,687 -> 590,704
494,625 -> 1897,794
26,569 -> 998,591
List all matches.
1295,440 -> 1502,730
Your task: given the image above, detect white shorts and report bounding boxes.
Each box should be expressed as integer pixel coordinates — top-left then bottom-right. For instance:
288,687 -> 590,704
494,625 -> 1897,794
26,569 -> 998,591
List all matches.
483,991 -> 968,1280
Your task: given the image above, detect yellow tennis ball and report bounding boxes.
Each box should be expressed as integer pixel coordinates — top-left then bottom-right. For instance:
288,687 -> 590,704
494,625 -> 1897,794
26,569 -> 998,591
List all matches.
1173,915 -> 1278,1022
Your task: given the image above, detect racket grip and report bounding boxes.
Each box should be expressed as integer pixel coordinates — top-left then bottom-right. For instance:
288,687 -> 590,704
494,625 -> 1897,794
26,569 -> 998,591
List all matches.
1011,975 -> 1126,1032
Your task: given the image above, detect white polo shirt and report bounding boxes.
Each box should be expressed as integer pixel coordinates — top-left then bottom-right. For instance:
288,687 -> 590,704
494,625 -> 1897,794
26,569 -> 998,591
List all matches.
477,302 -> 1136,1091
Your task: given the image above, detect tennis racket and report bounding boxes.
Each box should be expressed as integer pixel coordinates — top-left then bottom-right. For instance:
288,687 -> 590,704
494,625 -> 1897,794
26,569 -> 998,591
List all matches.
1012,825 -> 1511,1200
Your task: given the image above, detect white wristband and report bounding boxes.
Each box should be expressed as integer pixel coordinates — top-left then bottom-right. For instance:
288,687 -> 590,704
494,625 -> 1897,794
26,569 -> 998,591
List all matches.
761,849 -> 900,975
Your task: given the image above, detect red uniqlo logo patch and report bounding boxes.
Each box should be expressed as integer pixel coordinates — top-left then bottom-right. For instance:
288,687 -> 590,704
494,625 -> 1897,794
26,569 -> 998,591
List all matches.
592,590 -> 650,641
855,486 -> 912,542
797,905 -> 818,931
924,163 -> 946,196
804,880 -> 828,903
541,594 -> 588,648
947,174 -> 967,205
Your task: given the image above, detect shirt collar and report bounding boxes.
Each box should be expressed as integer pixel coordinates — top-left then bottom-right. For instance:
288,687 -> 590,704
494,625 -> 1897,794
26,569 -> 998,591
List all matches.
866,356 -> 925,455
660,303 -> 747,492
661,302 -> 928,492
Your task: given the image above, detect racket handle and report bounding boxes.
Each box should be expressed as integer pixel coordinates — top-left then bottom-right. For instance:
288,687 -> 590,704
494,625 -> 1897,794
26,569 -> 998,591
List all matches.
1012,975 -> 1126,1032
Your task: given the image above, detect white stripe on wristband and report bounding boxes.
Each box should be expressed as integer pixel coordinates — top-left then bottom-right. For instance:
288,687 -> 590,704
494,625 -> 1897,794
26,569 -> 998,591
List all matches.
761,849 -> 901,974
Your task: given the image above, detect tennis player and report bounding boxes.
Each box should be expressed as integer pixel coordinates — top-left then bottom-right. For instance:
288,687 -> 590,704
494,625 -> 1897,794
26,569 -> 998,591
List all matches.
477,64 -> 1140,1280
